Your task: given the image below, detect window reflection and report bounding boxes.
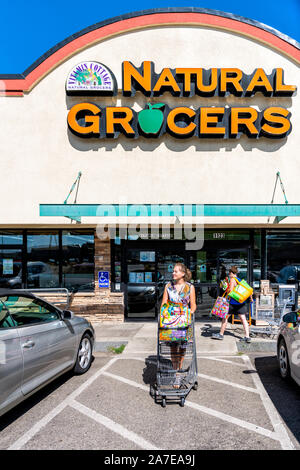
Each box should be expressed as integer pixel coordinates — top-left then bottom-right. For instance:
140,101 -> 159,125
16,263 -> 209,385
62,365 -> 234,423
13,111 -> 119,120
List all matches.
0,249 -> 22,288
62,231 -> 94,292
0,231 -> 23,245
267,231 -> 300,283
27,233 -> 59,288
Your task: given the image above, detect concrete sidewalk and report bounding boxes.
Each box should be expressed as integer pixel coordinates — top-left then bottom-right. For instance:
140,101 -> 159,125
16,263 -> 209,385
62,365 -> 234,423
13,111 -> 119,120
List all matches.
93,320 -> 277,355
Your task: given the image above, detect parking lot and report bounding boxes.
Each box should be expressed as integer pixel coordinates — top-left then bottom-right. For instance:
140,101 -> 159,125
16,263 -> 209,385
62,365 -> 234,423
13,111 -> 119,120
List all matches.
1,350 -> 299,451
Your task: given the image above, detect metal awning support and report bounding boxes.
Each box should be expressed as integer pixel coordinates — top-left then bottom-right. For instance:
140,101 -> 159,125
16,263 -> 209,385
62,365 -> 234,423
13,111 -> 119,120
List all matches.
268,172 -> 289,224
40,203 -> 300,218
63,172 -> 82,223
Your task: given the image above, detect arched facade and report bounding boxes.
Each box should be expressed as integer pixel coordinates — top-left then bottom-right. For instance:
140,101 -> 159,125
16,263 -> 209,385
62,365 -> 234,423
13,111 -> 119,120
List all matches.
0,9 -> 299,320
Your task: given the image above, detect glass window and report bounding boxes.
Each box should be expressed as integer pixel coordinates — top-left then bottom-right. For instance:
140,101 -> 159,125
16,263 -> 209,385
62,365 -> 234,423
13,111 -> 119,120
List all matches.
267,231 -> 300,283
0,249 -> 23,289
27,232 -> 60,288
62,231 -> 94,292
0,295 -> 60,326
0,231 -> 23,245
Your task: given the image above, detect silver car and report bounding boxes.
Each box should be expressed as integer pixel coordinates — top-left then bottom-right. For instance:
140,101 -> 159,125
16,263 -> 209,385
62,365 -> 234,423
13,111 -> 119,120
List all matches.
0,289 -> 95,417
277,311 -> 300,386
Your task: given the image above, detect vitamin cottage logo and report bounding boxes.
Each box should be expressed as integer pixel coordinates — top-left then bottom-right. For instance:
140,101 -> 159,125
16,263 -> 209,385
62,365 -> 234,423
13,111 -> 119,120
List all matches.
66,61 -> 297,140
66,62 -> 117,95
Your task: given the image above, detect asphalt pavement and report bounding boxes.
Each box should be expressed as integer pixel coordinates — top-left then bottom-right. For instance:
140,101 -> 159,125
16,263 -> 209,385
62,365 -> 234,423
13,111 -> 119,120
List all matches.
1,319 -> 299,451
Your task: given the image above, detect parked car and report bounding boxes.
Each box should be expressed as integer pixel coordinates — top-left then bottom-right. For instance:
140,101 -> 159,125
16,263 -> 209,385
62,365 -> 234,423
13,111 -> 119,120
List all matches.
277,311 -> 300,386
0,289 -> 95,417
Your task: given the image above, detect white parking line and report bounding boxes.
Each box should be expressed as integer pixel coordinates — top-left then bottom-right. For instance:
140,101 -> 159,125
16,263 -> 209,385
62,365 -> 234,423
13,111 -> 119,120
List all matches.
70,400 -> 160,450
102,370 -> 281,443
200,357 -> 246,367
197,373 -> 260,394
7,354 -> 296,451
242,355 -> 295,450
118,356 -> 259,393
8,357 -> 119,450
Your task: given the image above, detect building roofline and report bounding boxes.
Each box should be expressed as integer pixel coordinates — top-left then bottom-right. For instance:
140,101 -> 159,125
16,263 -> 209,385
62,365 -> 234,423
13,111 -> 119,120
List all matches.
1,8 -> 299,95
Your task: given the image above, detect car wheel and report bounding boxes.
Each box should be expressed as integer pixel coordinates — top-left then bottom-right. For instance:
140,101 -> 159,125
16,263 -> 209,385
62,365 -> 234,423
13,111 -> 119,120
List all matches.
278,339 -> 291,380
74,334 -> 93,374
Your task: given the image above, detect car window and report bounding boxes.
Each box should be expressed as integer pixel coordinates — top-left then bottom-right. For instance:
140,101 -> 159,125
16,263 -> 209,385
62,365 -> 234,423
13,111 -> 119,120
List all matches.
0,301 -> 17,329
0,295 -> 60,327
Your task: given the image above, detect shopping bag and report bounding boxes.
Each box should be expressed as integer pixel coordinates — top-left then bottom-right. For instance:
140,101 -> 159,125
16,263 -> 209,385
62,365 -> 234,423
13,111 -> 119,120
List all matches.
211,295 -> 230,319
159,325 -> 193,342
228,278 -> 253,303
160,301 -> 191,329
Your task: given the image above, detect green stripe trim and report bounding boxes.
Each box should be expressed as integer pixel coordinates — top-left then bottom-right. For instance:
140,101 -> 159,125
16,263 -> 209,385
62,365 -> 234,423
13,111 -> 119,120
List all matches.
40,204 -> 300,217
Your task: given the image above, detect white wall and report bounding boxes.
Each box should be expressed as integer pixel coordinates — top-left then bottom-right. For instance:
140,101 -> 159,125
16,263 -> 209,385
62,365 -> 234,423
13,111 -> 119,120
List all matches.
0,25 -> 299,225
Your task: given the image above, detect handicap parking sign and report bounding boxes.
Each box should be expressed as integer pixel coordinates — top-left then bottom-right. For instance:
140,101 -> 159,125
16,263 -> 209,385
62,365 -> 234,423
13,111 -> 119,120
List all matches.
98,271 -> 109,288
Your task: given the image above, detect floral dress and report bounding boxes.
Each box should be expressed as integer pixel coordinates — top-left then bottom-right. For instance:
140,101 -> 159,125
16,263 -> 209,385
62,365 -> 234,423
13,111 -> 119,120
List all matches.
166,281 -> 191,306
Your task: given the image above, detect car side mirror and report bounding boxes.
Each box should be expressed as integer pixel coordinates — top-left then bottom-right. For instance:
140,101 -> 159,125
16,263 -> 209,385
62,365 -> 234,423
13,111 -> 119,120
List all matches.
283,312 -> 298,323
62,309 -> 74,320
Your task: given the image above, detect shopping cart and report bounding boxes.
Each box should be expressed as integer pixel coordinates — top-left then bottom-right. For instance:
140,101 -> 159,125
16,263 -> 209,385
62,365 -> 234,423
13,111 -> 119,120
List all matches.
154,313 -> 198,407
250,297 -> 294,339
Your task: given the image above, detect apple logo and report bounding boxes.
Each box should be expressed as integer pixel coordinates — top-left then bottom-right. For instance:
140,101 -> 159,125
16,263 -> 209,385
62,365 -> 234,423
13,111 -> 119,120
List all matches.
138,103 -> 165,135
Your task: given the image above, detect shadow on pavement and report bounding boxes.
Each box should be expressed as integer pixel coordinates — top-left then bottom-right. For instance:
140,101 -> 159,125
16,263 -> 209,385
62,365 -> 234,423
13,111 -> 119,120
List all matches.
142,355 -> 158,388
254,355 -> 300,446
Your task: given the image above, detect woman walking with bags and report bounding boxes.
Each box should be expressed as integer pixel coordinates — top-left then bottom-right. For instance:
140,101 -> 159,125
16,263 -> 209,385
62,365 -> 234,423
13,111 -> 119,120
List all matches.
212,266 -> 252,343
160,263 -> 196,388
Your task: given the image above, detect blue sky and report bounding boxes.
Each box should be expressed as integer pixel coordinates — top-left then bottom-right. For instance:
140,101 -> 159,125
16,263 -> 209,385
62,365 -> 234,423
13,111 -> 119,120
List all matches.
1,0 -> 299,74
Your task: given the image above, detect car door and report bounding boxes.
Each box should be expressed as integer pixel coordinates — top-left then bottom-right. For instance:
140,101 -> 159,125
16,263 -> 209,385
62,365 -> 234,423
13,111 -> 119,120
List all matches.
0,300 -> 23,415
289,320 -> 300,382
5,294 -> 75,396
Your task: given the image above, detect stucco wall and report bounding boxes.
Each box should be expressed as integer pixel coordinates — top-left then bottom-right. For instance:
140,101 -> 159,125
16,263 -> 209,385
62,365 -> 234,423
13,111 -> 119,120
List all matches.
0,25 -> 299,225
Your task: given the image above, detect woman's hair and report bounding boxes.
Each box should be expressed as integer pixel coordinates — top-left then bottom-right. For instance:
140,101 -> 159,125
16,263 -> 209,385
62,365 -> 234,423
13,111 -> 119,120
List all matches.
229,265 -> 238,274
174,263 -> 192,282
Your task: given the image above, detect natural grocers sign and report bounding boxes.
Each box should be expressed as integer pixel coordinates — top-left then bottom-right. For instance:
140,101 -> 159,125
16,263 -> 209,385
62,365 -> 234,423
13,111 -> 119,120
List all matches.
66,61 -> 297,140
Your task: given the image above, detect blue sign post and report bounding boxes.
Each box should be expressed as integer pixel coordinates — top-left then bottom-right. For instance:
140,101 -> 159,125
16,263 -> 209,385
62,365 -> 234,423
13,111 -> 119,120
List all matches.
98,271 -> 109,288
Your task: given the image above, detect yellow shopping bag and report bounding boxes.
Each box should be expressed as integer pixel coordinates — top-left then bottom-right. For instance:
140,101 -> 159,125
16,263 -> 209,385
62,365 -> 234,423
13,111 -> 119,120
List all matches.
228,278 -> 253,303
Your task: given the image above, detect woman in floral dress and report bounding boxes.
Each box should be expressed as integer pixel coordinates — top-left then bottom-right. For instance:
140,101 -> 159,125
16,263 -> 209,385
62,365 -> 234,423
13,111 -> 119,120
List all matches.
160,263 -> 196,389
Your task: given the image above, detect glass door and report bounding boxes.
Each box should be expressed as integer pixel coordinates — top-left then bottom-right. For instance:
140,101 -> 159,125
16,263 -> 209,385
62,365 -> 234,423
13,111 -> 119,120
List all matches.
217,248 -> 250,284
125,240 -> 186,319
156,248 -> 186,308
126,246 -> 157,318
189,243 -> 251,318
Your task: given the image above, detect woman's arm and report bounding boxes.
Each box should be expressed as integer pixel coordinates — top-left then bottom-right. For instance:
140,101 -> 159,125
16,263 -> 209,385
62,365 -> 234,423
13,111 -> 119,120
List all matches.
160,285 -> 168,311
229,278 -> 237,293
190,285 -> 197,314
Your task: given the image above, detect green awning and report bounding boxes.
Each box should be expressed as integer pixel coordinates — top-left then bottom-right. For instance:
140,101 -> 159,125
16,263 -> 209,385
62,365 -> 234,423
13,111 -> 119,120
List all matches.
39,204 -> 300,218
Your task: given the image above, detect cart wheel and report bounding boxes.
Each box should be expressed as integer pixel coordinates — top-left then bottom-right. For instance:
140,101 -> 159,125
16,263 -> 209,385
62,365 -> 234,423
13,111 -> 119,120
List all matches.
193,382 -> 198,391
180,397 -> 185,407
162,398 -> 166,408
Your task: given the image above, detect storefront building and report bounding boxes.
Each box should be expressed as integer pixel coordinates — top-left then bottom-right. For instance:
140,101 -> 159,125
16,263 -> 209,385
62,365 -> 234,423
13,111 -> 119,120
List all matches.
0,8 -> 299,321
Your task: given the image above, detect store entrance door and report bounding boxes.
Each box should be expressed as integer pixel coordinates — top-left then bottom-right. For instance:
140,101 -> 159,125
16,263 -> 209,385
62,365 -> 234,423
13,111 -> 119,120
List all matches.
123,239 -> 251,319
191,244 -> 251,318
124,241 -> 186,319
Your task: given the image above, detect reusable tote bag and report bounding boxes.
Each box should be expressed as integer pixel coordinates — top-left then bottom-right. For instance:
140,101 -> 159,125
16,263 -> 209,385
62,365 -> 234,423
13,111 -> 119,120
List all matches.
160,301 -> 191,329
227,278 -> 253,304
159,301 -> 192,342
211,293 -> 230,319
